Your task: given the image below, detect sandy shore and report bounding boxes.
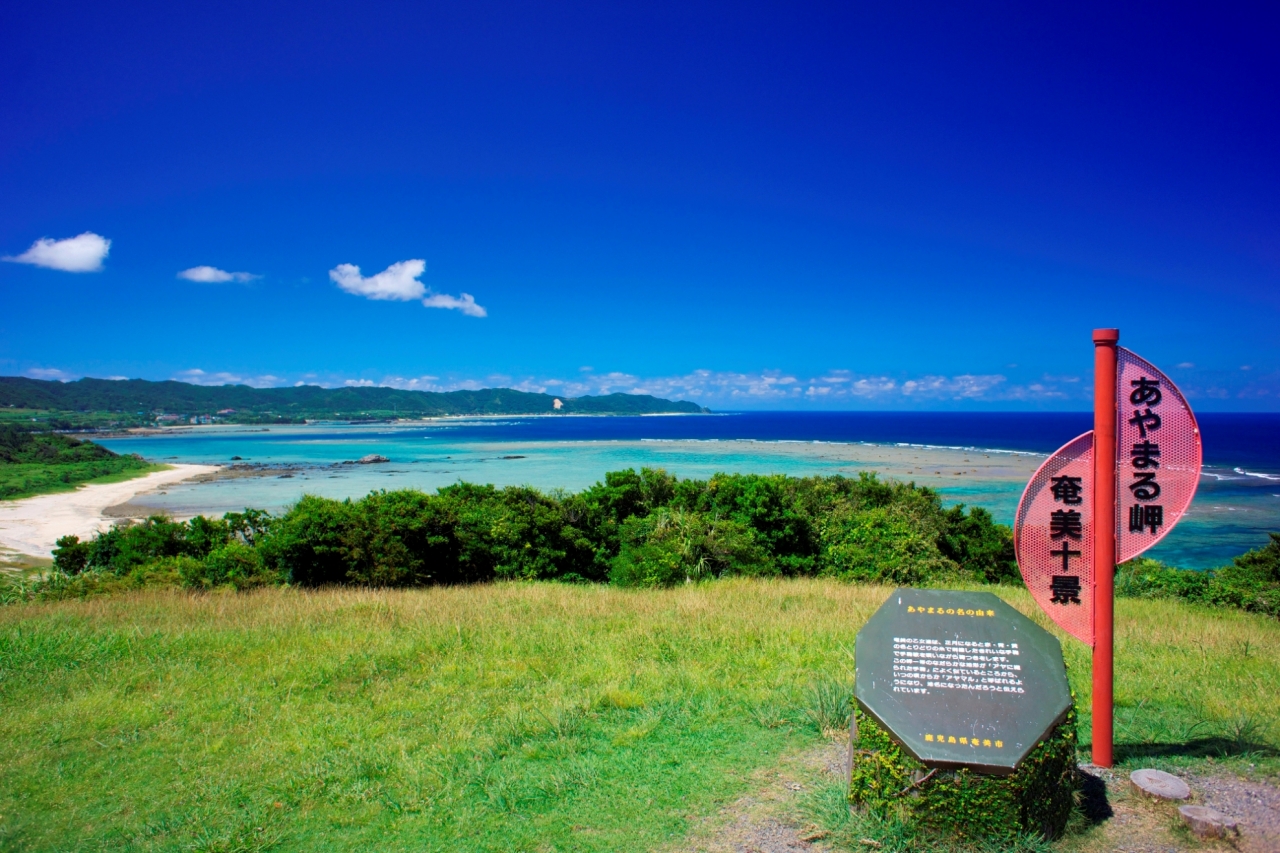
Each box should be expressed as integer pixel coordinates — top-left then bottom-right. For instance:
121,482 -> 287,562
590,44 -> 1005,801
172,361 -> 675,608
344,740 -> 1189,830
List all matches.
0,464 -> 221,559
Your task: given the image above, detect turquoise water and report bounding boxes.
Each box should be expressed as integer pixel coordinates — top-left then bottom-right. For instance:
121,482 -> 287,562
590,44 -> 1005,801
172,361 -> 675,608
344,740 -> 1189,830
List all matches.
96,413 -> 1280,569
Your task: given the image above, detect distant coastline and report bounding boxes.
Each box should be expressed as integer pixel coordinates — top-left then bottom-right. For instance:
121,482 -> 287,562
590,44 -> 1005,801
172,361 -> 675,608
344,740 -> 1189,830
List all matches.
0,375 -> 709,430
77,410 -> 712,439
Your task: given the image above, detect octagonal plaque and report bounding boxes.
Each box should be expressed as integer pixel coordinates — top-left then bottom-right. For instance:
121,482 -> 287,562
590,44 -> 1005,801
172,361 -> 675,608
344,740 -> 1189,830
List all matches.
855,588 -> 1072,775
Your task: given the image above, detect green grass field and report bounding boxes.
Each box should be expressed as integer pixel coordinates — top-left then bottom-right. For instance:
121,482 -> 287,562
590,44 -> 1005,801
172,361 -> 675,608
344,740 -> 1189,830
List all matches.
1,580 -> 1276,852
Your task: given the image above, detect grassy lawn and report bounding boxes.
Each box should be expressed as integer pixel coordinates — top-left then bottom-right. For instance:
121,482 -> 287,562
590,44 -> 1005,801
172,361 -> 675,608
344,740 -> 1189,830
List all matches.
1,579 -> 1276,852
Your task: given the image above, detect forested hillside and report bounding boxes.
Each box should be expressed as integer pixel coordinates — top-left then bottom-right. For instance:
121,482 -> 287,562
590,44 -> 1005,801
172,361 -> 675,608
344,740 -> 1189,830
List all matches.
0,424 -> 157,499
0,376 -> 706,425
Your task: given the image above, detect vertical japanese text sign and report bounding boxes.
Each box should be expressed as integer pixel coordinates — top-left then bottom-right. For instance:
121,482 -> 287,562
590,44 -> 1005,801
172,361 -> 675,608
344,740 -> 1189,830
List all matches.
1116,348 -> 1202,562
1014,433 -> 1095,643
1013,345 -> 1201,645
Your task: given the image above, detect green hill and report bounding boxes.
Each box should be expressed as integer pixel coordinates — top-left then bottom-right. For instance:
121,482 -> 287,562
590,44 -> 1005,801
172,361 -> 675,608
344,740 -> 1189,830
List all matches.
0,424 -> 162,499
0,376 -> 707,426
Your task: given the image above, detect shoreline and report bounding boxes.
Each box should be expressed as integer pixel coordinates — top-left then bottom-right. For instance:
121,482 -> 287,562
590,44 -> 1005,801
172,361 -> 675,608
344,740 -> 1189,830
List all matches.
75,411 -> 716,438
0,464 -> 221,559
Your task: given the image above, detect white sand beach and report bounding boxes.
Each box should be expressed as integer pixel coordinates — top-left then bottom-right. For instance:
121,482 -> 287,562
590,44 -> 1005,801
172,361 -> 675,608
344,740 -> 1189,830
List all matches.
0,465 -> 221,559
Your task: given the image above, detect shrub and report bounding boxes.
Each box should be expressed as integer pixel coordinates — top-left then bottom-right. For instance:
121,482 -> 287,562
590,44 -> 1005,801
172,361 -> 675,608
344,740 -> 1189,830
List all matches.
1116,535 -> 1280,618
610,508 -> 771,587
257,495 -> 360,586
82,515 -> 190,575
350,490 -> 459,586
11,556 -> 192,602
440,483 -> 595,583
937,505 -> 1019,583
52,535 -> 90,575
573,468 -> 678,573
818,503 -> 957,585
223,508 -> 275,546
674,473 -> 819,574
1115,557 -> 1213,601
1206,532 -> 1280,616
185,514 -> 232,558
185,542 -> 270,590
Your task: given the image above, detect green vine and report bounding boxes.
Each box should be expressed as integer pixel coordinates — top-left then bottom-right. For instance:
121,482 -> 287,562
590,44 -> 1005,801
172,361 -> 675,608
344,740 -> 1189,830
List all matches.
848,701 -> 1078,841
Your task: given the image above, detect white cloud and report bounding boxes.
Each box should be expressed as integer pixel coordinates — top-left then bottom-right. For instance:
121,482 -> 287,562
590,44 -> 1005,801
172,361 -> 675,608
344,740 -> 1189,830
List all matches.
178,266 -> 260,283
26,367 -> 75,381
130,364 -> 1095,405
329,259 -> 486,316
330,259 -> 426,300
422,292 -> 487,317
901,374 -> 1007,398
172,369 -> 281,388
4,232 -> 110,272
512,369 -> 1065,405
1176,362 -> 1195,369
850,377 -> 898,397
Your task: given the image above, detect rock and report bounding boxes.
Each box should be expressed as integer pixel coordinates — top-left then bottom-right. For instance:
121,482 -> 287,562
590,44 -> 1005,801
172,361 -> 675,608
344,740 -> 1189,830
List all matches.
231,455 -> 242,460
356,454 -> 389,464
1130,768 -> 1191,801
1179,805 -> 1239,839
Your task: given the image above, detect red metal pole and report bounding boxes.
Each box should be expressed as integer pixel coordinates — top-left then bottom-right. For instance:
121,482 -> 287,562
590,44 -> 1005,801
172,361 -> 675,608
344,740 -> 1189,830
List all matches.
1092,328 -> 1119,767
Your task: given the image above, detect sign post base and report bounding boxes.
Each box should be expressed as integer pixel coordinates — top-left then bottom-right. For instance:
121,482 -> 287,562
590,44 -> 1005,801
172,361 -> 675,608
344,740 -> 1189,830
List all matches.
848,708 -> 1078,841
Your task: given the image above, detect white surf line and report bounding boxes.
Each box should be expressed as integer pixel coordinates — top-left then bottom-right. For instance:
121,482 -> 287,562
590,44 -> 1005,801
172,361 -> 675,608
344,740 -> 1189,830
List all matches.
1234,467 -> 1280,481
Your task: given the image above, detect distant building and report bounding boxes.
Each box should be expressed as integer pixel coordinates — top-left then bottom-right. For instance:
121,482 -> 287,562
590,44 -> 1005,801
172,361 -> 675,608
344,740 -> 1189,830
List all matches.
553,398 -> 563,410
217,408 -> 237,415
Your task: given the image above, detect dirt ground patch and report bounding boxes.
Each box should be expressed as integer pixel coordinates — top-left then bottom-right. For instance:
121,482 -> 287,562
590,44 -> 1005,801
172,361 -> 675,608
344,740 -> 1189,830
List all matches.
680,737 -> 846,853
1181,771 -> 1279,852
679,739 -> 1280,853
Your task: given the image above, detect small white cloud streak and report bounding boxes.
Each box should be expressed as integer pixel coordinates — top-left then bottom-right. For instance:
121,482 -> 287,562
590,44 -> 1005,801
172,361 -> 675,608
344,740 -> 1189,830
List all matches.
4,232 -> 110,272
901,375 -> 1007,398
363,369 -> 1047,405
422,292 -> 486,317
329,259 -> 486,316
178,266 -> 260,283
26,367 -> 76,381
172,369 -> 281,388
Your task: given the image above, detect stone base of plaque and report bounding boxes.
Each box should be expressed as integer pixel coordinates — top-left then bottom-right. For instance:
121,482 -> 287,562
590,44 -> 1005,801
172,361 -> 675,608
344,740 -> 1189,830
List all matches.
848,706 -> 1078,841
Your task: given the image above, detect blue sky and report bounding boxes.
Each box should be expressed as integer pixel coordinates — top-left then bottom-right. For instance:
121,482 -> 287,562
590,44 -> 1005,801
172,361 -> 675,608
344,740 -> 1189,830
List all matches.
1,2 -> 1278,410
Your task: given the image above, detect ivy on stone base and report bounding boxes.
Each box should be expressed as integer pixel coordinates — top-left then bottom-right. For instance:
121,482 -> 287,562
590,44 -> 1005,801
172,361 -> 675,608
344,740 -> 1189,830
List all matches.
848,704 -> 1078,842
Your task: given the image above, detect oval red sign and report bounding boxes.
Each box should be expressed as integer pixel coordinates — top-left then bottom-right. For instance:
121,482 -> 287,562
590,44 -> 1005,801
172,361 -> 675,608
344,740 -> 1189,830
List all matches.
1014,431 -> 1095,645
1116,347 -> 1202,563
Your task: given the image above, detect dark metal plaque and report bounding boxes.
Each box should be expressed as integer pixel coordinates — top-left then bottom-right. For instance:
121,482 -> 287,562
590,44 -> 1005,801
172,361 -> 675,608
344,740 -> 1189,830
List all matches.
855,588 -> 1072,775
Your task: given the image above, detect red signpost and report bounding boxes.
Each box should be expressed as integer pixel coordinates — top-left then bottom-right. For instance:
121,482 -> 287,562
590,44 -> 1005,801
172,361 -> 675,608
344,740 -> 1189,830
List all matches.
1092,329 -> 1118,768
1014,329 -> 1201,768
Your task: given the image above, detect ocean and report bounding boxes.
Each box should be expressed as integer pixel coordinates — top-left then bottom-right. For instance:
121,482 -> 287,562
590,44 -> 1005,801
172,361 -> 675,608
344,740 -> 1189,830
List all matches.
96,411 -> 1280,570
